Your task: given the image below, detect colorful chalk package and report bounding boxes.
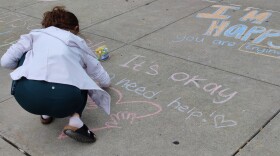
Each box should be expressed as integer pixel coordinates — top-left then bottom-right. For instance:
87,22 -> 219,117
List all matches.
95,45 -> 109,61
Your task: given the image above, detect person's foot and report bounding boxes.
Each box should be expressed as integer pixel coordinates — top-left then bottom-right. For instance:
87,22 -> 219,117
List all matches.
40,115 -> 54,124
63,124 -> 96,143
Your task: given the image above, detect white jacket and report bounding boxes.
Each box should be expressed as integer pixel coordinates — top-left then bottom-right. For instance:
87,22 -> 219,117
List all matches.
1,26 -> 111,114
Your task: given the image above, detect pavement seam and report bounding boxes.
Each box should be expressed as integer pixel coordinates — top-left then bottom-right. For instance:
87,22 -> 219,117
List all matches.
0,97 -> 13,103
219,0 -> 280,13
0,6 -> 42,20
0,134 -> 31,156
128,4 -> 214,44
82,3 -> 214,44
132,45 -> 280,88
81,0 -> 160,31
232,108 -> 280,155
83,19 -> 280,89
0,1 -> 41,11
80,30 -> 126,44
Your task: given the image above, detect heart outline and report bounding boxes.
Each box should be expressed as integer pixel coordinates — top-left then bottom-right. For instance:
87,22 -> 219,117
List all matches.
214,115 -> 237,128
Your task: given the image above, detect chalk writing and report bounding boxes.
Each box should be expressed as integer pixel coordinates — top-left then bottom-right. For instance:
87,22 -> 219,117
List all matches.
167,97 -> 203,120
120,55 -> 159,76
58,86 -> 162,140
167,97 -> 237,128
115,78 -> 162,99
172,34 -> 204,43
212,39 -> 236,47
169,72 -> 238,104
239,43 -> 280,58
196,5 -> 279,49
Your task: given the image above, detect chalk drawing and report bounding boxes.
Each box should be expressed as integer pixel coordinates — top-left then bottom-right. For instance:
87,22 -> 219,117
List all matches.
169,72 -> 238,104
167,97 -> 237,128
115,78 -> 162,100
58,86 -> 162,140
188,4 -> 280,59
212,39 -> 236,47
196,5 -> 240,20
119,55 -> 238,104
239,42 -> 280,59
109,73 -> 116,80
120,55 -> 159,76
0,36 -> 18,48
240,10 -> 272,24
244,7 -> 280,14
85,98 -> 98,110
214,115 -> 237,128
172,35 -> 204,43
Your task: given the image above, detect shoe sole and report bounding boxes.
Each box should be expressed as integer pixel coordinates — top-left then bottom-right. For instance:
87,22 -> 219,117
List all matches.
64,129 -> 96,143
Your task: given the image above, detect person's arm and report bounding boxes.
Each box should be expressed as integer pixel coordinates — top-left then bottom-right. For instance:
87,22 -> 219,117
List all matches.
1,34 -> 32,69
84,53 -> 111,88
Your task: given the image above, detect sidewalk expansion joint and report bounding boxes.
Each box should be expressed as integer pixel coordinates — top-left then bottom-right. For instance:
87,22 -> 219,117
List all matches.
129,4 -> 214,44
81,0 -> 160,31
0,1 -> 41,16
232,108 -> 280,156
132,45 -> 280,89
0,134 -> 31,156
0,97 -> 13,103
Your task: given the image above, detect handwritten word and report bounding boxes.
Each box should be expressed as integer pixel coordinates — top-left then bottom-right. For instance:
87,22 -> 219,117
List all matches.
167,97 -> 237,128
197,5 -> 271,24
167,97 -> 202,120
196,5 -> 280,49
240,43 -> 280,58
212,39 -> 236,47
120,55 -> 159,76
115,78 -> 161,99
169,72 -> 238,104
172,35 -> 204,43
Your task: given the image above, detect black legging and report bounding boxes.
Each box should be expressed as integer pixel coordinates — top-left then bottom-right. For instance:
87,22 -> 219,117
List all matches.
13,53 -> 88,118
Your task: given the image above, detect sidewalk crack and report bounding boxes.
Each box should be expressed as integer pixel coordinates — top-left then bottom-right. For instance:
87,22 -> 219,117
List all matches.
232,108 -> 280,155
0,134 -> 31,156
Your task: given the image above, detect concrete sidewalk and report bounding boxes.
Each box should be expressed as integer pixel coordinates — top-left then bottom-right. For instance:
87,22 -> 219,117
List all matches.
0,0 -> 279,155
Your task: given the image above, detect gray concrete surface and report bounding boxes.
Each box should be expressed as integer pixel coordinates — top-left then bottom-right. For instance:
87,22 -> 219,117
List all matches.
221,0 -> 280,11
237,114 -> 280,156
0,0 -> 279,156
15,0 -> 156,28
84,0 -> 211,43
0,138 -> 24,156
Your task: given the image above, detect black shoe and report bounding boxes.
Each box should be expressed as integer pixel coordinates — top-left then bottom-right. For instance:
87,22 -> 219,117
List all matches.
63,124 -> 96,143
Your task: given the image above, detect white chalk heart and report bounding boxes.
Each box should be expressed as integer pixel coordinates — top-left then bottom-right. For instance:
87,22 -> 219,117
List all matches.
214,115 -> 237,128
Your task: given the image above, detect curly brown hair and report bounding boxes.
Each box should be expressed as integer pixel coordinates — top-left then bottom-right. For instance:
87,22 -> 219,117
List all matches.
41,6 -> 79,34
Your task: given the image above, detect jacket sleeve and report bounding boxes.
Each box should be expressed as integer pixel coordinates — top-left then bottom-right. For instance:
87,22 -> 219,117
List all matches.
83,53 -> 111,88
1,34 -> 32,69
